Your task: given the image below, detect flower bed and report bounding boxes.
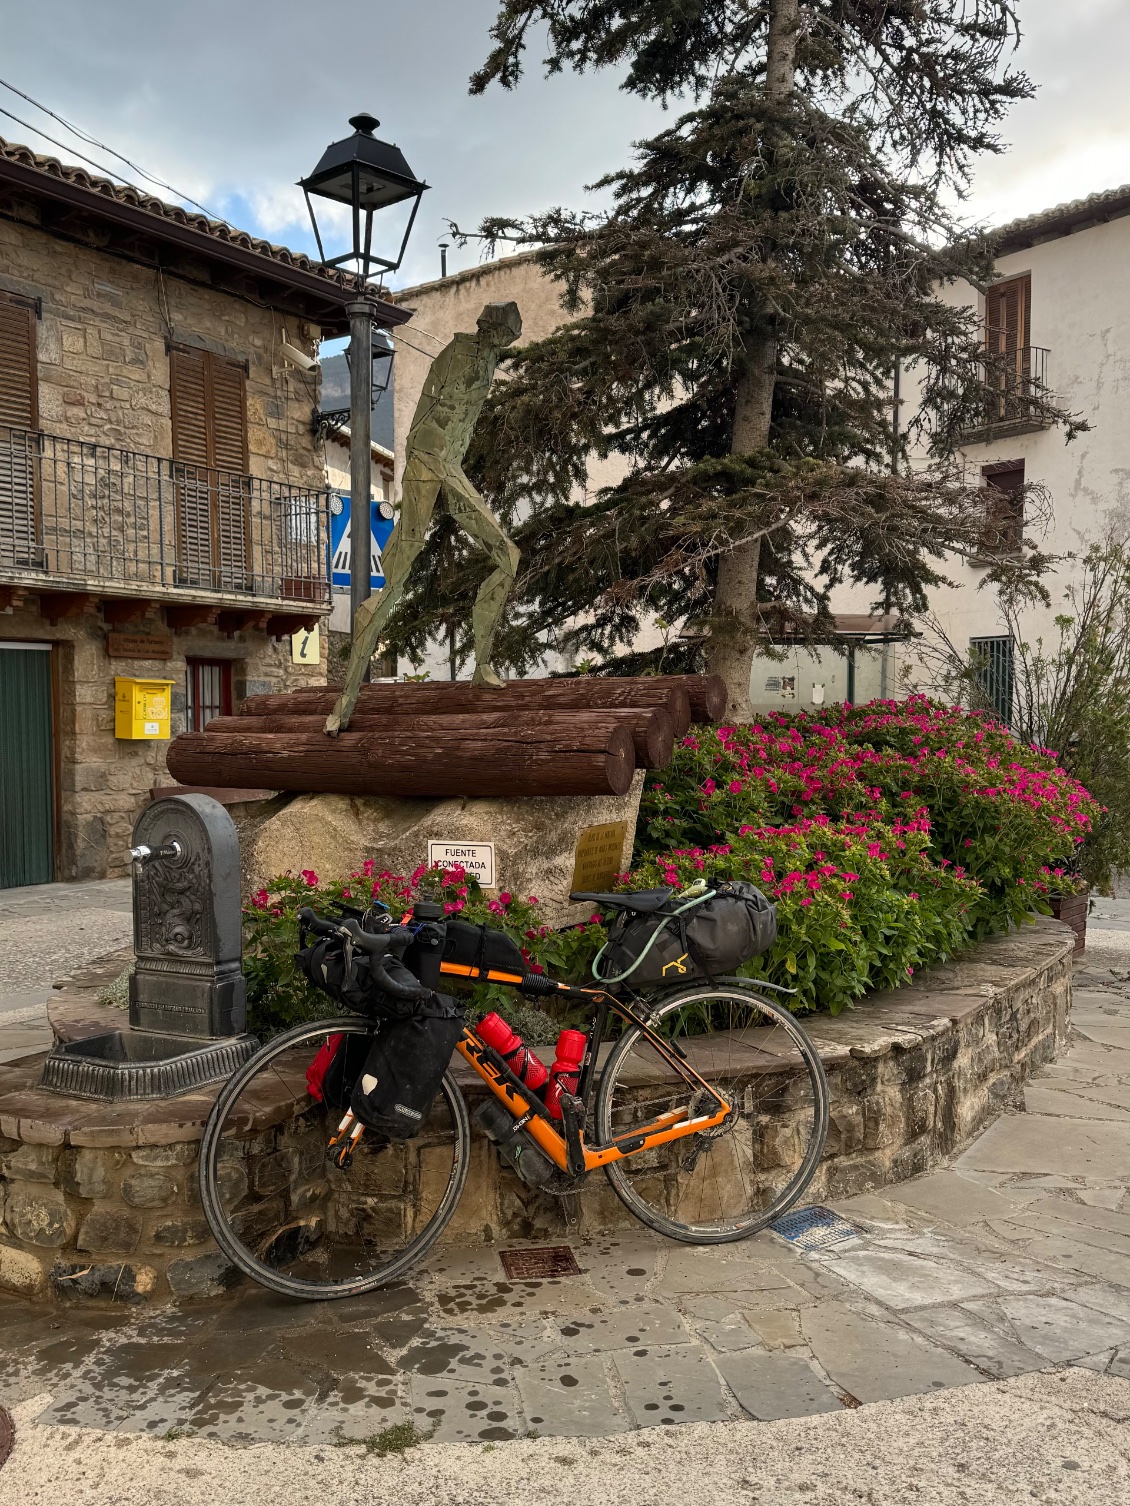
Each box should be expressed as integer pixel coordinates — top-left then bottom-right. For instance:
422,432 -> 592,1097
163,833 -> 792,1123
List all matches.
633,696 -> 1095,1010
242,697 -> 1095,1026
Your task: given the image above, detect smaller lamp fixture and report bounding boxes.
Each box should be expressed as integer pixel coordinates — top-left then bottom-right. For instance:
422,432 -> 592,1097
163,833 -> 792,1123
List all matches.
300,112 -> 429,283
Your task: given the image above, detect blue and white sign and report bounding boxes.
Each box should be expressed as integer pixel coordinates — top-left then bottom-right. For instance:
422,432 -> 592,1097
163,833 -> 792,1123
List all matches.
329,495 -> 396,590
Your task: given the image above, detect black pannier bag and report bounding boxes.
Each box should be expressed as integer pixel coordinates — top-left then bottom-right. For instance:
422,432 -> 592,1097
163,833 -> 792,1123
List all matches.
350,993 -> 466,1138
442,918 -> 528,978
596,880 -> 777,986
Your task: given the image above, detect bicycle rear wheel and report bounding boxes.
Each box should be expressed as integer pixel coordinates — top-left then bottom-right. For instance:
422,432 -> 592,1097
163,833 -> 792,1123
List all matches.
595,983 -> 828,1243
198,1017 -> 470,1300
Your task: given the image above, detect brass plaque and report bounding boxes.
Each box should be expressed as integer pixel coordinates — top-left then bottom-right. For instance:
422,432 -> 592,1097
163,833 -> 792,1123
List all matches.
107,631 -> 174,661
570,820 -> 629,894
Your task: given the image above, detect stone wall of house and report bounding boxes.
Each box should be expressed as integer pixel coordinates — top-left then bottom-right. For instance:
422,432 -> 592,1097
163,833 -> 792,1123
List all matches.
0,212 -> 339,882
0,212 -> 325,486
0,605 -> 326,880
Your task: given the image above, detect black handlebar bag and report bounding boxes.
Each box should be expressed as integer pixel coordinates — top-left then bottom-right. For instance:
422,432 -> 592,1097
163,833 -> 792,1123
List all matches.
350,993 -> 466,1139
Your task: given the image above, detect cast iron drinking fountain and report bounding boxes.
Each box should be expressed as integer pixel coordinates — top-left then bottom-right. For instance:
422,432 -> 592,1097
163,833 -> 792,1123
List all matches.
40,794 -> 257,1100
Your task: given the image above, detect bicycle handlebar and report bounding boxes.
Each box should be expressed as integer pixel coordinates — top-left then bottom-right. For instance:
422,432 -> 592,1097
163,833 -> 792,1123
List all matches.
339,918 -> 431,1000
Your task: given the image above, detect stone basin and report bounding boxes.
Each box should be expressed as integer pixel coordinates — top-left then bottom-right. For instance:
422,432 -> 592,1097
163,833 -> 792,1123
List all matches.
40,1030 -> 257,1103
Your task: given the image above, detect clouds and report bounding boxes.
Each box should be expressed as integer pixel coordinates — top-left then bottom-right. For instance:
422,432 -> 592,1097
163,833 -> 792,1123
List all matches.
0,2 -> 1124,288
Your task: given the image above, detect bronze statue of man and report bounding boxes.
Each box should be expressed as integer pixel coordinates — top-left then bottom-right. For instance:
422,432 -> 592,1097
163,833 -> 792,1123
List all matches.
326,301 -> 523,734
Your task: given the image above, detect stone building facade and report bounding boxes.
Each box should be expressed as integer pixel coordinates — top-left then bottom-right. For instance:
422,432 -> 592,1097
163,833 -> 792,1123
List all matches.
0,137 -> 407,885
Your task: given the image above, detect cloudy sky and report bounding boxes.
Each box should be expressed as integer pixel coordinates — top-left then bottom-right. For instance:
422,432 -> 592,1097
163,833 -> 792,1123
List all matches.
0,0 -> 1127,291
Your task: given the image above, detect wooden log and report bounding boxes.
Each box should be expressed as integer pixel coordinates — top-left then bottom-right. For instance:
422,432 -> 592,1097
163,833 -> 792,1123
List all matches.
239,676 -> 694,737
167,725 -> 636,798
658,674 -> 727,723
203,707 -> 674,770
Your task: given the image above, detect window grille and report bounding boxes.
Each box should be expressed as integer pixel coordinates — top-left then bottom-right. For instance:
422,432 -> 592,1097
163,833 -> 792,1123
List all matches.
970,635 -> 1014,726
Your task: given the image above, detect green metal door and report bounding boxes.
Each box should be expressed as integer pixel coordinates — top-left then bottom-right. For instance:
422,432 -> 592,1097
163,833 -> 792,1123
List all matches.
0,643 -> 54,888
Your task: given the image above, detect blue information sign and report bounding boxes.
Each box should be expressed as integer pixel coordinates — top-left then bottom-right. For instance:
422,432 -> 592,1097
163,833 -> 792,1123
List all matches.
328,496 -> 395,590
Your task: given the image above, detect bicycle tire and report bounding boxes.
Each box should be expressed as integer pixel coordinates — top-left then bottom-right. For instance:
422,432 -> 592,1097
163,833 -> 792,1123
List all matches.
198,1017 -> 470,1301
595,982 -> 829,1244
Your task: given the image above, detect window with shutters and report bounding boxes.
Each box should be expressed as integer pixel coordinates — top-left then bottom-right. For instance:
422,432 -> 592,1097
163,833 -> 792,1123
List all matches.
983,275 -> 1034,425
0,291 -> 43,570
981,459 -> 1025,554
169,343 -> 251,592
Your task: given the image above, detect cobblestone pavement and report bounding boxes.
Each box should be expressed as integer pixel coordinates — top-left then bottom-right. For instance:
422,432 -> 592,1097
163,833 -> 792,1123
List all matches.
1,942 -> 1128,1455
0,879 -> 132,1065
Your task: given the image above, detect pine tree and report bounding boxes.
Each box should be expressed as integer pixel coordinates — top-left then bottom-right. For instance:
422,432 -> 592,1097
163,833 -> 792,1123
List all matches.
384,1 -> 1079,716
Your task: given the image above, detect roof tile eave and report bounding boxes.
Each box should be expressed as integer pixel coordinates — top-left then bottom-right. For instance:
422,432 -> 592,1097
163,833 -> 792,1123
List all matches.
992,181 -> 1130,251
0,134 -> 359,295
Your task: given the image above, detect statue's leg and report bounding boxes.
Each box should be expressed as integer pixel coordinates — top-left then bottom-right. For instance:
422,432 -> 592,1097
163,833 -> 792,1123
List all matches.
325,473 -> 441,734
445,471 -> 520,688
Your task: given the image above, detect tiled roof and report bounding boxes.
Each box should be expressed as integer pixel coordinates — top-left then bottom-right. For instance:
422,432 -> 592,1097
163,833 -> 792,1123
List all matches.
0,134 -> 349,290
993,182 -> 1130,253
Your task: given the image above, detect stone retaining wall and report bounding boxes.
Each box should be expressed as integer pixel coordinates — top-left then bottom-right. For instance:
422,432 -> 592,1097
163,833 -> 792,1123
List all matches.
0,919 -> 1073,1302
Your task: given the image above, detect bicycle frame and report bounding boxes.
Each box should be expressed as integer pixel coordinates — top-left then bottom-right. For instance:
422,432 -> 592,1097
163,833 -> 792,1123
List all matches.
439,958 -> 732,1178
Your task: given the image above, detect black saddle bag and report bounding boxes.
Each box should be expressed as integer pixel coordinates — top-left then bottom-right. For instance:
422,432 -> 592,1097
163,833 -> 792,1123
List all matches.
350,993 -> 466,1138
598,881 -> 778,985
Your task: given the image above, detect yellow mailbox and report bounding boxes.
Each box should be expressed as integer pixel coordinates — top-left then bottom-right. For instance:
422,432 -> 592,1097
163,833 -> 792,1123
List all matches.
115,677 -> 174,740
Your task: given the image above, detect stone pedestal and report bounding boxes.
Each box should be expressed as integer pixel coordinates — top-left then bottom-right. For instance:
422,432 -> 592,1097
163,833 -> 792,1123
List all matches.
238,773 -> 646,926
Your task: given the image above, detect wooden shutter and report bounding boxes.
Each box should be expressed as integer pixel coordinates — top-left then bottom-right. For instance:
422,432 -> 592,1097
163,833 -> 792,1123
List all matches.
982,460 -> 1024,554
984,276 -> 1031,422
0,293 -> 41,567
169,343 -> 250,591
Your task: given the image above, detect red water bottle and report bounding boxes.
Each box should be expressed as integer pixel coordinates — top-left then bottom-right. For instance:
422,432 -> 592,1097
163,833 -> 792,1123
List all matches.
477,1013 -> 550,1093
544,1029 -> 586,1120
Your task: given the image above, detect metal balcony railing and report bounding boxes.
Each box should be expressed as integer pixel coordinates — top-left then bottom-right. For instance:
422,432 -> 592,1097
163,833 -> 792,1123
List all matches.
0,425 -> 331,607
975,344 -> 1051,430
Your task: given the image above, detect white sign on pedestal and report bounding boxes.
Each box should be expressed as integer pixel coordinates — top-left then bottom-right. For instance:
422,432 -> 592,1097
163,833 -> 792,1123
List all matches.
427,841 -> 496,888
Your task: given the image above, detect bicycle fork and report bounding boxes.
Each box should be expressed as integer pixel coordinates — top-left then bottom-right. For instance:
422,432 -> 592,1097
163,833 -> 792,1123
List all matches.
328,1110 -> 365,1169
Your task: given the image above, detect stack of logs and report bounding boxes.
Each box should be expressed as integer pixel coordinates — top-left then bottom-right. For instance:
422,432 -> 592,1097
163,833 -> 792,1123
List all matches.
166,674 -> 726,798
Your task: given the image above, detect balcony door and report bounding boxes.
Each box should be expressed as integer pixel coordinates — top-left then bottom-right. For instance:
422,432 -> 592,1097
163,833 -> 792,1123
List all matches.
170,344 -> 251,592
0,291 -> 42,570
984,275 -> 1031,423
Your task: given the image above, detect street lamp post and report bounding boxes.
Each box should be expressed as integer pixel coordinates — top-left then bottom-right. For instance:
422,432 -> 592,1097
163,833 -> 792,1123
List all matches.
300,112 -> 428,657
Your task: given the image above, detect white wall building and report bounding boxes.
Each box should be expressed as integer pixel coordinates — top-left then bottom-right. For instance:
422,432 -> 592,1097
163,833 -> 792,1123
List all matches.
778,184 -> 1130,720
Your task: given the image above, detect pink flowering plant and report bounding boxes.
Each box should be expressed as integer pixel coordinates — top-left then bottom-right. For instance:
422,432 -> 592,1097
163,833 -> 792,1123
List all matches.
242,860 -> 605,1037
634,696 -> 1096,1011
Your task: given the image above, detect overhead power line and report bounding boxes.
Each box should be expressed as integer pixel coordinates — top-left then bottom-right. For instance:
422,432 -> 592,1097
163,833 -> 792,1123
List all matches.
0,76 -> 228,224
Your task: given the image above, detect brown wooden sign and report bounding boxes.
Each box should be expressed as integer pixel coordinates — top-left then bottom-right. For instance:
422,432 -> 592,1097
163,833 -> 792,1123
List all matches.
107,630 -> 174,661
571,820 -> 629,894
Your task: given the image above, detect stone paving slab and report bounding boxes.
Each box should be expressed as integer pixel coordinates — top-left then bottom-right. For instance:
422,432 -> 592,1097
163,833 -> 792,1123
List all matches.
612,1344 -> 731,1428
802,1301 -> 986,1401
514,1354 -> 631,1436
714,1349 -> 842,1420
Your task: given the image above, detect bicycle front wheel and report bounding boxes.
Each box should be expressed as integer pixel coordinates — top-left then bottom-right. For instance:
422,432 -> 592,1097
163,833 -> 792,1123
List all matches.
595,984 -> 829,1243
198,1017 -> 470,1301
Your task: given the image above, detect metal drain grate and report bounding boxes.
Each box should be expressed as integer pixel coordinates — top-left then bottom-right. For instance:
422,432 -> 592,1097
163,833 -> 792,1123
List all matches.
770,1205 -> 862,1253
499,1245 -> 583,1280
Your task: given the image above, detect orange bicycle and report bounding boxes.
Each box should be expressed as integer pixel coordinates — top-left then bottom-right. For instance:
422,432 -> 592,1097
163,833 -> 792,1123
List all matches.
199,887 -> 829,1300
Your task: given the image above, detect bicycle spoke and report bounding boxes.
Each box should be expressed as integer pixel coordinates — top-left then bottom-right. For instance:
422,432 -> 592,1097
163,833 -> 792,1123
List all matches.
198,1020 -> 469,1300
596,987 -> 828,1243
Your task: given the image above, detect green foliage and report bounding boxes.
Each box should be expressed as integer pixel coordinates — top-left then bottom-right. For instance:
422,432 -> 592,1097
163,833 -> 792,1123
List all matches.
924,543 -> 1130,893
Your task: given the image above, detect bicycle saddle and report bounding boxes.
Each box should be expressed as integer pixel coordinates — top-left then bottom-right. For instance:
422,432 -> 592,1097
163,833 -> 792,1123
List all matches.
570,887 -> 674,914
